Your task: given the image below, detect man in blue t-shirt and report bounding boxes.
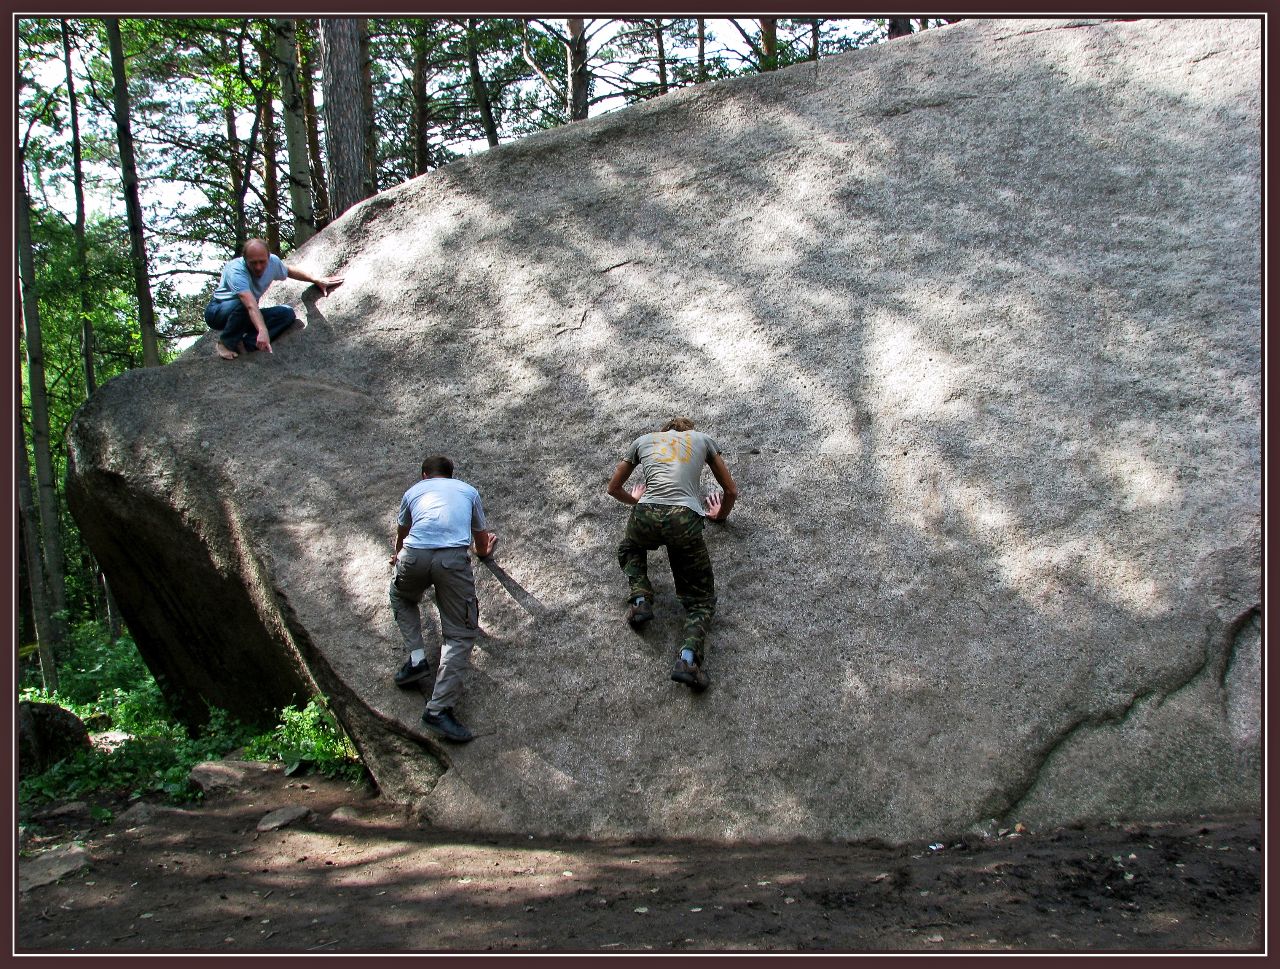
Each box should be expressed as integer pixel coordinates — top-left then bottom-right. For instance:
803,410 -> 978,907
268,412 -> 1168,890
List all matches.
389,454 -> 497,743
203,238 -> 343,360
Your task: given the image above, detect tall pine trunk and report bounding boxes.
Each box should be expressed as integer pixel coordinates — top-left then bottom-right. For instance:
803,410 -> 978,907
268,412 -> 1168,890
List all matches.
696,19 -> 706,83
653,19 -> 668,96
319,18 -> 373,219
358,18 -> 377,194
412,22 -> 432,174
17,160 -> 68,673
759,18 -> 778,71
565,18 -> 589,121
17,414 -> 58,692
274,18 -> 316,245
297,21 -> 330,229
105,17 -> 161,367
262,92 -> 280,251
61,20 -> 96,396
888,18 -> 914,39
466,19 -> 500,148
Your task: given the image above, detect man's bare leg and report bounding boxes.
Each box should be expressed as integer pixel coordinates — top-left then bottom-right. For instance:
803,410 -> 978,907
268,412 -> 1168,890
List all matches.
215,341 -> 237,360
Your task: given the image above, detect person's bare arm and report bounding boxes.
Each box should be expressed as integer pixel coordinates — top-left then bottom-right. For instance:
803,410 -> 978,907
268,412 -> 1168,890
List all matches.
237,291 -> 273,352
606,461 -> 641,505
472,529 -> 497,559
287,265 -> 344,296
390,523 -> 410,565
705,453 -> 738,522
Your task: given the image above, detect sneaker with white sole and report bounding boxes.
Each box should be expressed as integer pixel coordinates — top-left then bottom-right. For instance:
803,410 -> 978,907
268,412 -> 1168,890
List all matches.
394,657 -> 432,688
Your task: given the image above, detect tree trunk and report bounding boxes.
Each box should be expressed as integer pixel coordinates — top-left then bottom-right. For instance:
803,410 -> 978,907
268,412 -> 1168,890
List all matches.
319,18 -> 373,219
412,22 -> 432,174
810,19 -> 821,61
258,30 -> 281,253
696,19 -> 706,83
759,18 -> 778,71
654,19 -> 668,95
274,17 -> 316,245
888,18 -> 914,39
61,20 -> 95,396
565,18 -> 589,121
105,17 -> 161,367
297,20 -> 330,229
358,18 -> 377,194
223,98 -> 247,252
17,420 -> 58,692
17,162 -> 68,674
466,19 -> 500,149
101,571 -> 124,641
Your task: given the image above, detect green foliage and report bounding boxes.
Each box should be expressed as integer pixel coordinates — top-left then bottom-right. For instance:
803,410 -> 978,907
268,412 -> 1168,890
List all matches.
18,620 -> 364,812
242,697 -> 365,782
19,710 -> 257,810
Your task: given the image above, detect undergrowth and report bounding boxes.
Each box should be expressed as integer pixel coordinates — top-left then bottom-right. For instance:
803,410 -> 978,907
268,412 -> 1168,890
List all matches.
19,621 -> 365,820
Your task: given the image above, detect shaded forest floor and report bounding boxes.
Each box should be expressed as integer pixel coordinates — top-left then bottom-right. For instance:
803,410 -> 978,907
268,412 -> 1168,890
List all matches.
16,761 -> 1263,953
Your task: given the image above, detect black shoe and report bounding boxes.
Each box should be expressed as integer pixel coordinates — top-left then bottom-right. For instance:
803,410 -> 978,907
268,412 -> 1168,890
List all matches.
671,659 -> 710,692
627,596 -> 654,628
421,707 -> 474,743
394,657 -> 433,688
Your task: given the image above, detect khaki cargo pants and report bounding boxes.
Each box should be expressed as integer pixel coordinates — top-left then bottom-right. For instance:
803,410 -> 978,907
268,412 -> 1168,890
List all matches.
390,545 -> 479,714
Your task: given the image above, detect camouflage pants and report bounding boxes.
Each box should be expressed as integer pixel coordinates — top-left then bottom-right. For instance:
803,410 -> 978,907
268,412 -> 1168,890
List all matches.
617,503 -> 716,663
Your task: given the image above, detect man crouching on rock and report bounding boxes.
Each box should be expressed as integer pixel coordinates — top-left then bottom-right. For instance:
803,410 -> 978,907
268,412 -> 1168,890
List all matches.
389,454 -> 497,743
607,416 -> 737,692
204,238 -> 343,360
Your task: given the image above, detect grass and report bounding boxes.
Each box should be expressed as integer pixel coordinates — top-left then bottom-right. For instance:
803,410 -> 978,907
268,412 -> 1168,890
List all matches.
19,621 -> 365,819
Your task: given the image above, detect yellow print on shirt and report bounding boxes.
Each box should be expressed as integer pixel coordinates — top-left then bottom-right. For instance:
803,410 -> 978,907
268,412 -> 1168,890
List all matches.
654,433 -> 693,463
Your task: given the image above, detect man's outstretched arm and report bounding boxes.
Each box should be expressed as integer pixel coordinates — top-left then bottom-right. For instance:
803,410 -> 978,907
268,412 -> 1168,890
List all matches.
606,461 -> 642,505
287,265 -> 345,296
705,453 -> 738,522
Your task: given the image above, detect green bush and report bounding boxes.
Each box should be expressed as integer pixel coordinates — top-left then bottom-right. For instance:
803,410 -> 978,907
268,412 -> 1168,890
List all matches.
17,621 -> 365,812
242,697 -> 365,783
19,707 -> 258,812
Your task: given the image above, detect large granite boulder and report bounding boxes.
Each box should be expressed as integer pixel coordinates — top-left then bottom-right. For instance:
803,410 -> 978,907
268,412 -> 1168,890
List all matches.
66,18 -> 1260,843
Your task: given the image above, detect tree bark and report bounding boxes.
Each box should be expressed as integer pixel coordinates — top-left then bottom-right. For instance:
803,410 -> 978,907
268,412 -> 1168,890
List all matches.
810,19 -> 821,61
358,18 -> 377,194
105,17 -> 161,367
466,18 -> 500,149
412,21 -> 432,174
258,29 -> 280,253
223,97 -> 247,252
297,20 -> 330,229
319,18 -> 373,219
17,417 -> 58,692
17,161 -> 68,674
565,18 -> 589,121
696,18 -> 706,82
274,17 -> 316,245
888,18 -> 915,39
759,18 -> 778,71
653,19 -> 668,95
61,20 -> 95,396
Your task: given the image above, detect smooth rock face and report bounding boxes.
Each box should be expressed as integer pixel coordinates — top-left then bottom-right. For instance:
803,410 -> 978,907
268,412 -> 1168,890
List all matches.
67,19 -> 1261,843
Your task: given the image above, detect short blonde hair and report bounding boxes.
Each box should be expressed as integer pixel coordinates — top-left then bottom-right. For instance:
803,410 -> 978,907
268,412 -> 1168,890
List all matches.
660,417 -> 695,432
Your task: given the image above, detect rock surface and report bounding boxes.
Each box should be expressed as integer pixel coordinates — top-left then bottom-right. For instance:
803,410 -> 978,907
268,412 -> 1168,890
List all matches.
19,702 -> 91,779
66,18 -> 1261,843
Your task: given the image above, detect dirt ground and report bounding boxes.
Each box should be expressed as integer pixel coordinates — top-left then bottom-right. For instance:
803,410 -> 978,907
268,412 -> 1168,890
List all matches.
16,761 -> 1264,954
